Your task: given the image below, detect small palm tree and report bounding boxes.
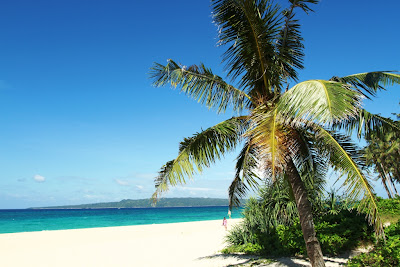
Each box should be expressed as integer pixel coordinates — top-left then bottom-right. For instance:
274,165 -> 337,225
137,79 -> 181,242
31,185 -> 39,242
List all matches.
149,0 -> 400,266
364,131 -> 400,198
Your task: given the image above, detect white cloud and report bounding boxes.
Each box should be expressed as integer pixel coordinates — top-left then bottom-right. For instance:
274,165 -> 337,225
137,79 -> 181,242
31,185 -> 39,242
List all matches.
33,174 -> 45,183
136,185 -> 144,190
114,178 -> 129,186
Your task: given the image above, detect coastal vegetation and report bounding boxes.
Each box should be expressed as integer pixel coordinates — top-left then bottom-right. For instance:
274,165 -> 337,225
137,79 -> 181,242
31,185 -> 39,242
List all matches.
348,218 -> 400,266
149,0 -> 400,266
223,193 -> 400,265
363,130 -> 400,199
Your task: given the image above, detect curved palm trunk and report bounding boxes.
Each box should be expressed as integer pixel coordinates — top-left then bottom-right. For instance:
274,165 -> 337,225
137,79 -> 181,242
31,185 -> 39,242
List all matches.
389,174 -> 399,196
380,163 -> 395,197
382,177 -> 393,198
286,159 -> 325,267
375,160 -> 392,198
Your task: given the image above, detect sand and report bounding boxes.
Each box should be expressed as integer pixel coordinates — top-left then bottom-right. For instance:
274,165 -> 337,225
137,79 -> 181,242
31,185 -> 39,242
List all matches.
0,218 -> 351,267
0,219 -> 247,267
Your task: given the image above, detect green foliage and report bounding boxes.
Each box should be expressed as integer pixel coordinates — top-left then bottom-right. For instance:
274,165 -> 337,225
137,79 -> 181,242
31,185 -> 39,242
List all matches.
377,196 -> 400,215
347,220 -> 400,267
362,127 -> 400,200
222,243 -> 265,255
225,210 -> 374,257
316,210 -> 374,255
225,188 -> 375,257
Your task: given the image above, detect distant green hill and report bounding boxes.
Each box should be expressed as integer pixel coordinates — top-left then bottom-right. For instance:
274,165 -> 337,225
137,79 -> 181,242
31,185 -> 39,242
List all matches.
31,198 -> 231,209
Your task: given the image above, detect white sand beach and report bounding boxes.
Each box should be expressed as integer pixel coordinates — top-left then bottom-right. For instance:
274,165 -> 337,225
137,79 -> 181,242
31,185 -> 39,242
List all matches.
0,218 -> 352,267
0,219 -> 247,267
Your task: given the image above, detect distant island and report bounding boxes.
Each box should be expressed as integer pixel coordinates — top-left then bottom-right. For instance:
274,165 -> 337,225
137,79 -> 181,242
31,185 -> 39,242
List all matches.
30,197 -> 232,209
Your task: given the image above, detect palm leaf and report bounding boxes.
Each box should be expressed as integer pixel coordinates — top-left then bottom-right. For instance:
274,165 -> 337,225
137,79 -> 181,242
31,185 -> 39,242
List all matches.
258,178 -> 299,228
312,125 -> 383,236
152,116 -> 246,201
287,0 -> 319,13
277,80 -> 362,125
331,71 -> 400,99
247,106 -> 289,179
292,129 -> 327,201
229,141 -> 261,209
333,109 -> 400,139
275,0 -> 318,84
149,59 -> 251,113
212,0 -> 282,95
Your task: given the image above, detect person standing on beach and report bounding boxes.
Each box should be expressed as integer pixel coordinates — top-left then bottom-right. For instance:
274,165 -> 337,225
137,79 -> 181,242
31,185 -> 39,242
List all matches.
222,217 -> 227,230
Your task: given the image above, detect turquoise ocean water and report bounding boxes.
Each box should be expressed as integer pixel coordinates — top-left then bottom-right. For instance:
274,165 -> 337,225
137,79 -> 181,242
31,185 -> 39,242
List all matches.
0,206 -> 242,234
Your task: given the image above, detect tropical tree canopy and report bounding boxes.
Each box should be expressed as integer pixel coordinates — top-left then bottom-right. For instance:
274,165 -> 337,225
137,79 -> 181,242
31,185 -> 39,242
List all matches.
363,127 -> 400,198
149,0 -> 400,265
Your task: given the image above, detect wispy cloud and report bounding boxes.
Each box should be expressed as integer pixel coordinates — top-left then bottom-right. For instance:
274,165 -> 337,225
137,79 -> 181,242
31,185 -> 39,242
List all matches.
33,174 -> 45,183
115,178 -> 130,186
136,185 -> 144,190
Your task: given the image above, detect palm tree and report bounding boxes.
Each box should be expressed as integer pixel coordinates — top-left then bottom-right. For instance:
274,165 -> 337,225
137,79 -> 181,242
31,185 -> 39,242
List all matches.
364,130 -> 400,198
243,173 -> 325,232
149,0 -> 400,266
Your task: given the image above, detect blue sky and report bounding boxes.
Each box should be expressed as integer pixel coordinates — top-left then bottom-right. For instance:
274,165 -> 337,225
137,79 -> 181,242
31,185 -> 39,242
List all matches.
0,0 -> 399,208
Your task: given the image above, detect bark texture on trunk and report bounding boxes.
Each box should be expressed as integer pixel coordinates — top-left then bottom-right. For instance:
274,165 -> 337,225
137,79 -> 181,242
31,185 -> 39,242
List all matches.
286,159 -> 325,267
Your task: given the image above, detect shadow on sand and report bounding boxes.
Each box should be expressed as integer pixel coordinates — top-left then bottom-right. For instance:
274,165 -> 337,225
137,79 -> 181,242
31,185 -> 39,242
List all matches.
196,253 -> 261,266
196,253 -> 349,266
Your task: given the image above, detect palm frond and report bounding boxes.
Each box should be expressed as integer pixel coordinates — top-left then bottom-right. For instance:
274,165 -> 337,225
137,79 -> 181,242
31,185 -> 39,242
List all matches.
288,0 -> 319,13
293,129 -> 327,201
258,178 -> 299,228
152,116 -> 246,201
333,109 -> 400,139
331,71 -> 400,99
229,142 -> 261,209
277,80 -> 362,125
149,59 -> 250,113
312,125 -> 383,236
275,0 -> 318,84
247,106 -> 289,179
212,0 -> 282,95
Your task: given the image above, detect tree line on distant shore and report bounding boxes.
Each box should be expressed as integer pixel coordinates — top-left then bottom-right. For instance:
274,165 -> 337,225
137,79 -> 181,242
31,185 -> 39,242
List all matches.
32,198 -> 231,209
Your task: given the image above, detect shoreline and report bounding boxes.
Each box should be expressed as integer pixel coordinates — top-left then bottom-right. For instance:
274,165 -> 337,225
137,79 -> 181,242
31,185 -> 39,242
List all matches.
0,218 -> 244,267
26,205 -> 234,210
0,217 -> 240,235
0,206 -> 242,234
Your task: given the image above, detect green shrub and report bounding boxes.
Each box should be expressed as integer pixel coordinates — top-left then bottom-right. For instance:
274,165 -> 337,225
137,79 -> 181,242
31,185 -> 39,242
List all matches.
316,210 -> 374,255
224,210 -> 374,257
377,196 -> 400,215
348,220 -> 400,267
221,243 -> 265,255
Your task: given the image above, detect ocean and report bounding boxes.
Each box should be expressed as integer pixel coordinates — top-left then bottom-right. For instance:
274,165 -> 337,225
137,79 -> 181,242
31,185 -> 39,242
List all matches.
0,206 -> 242,234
